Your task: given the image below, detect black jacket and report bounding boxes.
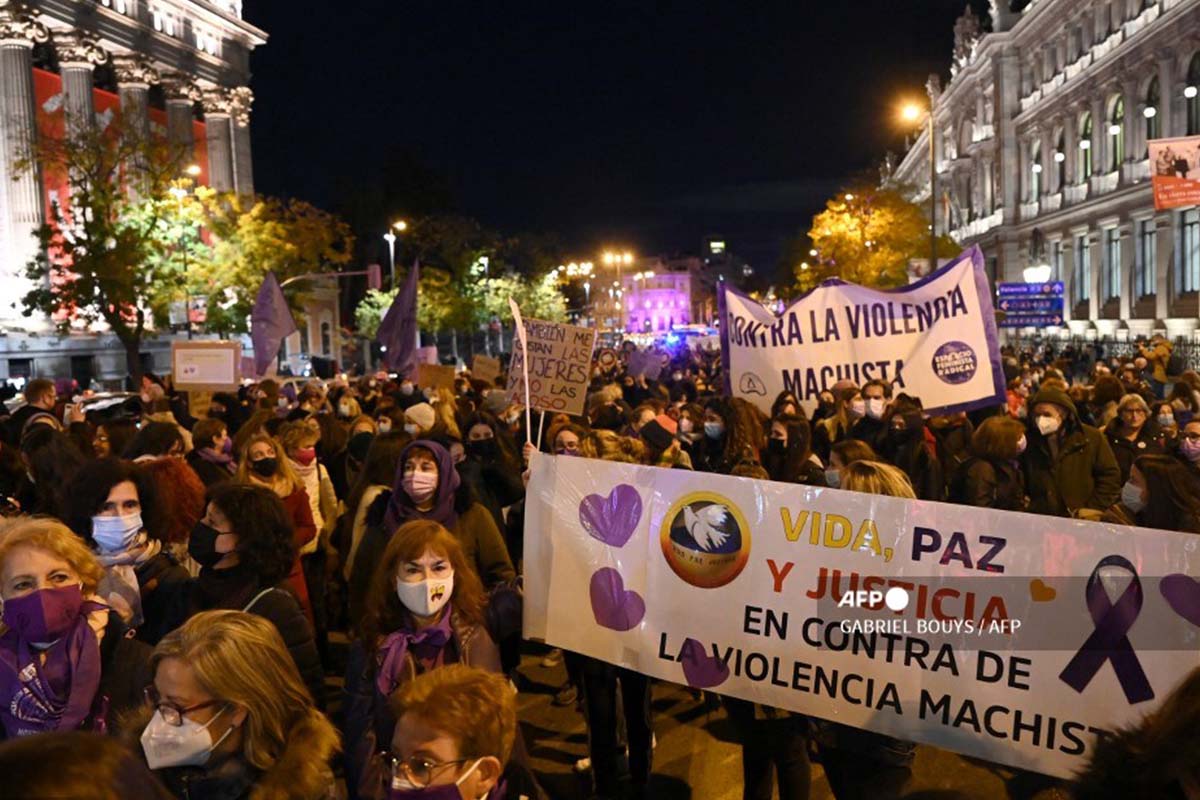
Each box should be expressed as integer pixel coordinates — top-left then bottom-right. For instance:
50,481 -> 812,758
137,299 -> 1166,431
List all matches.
957,457 -> 1025,510
185,451 -> 234,489
1103,419 -> 1167,485
134,550 -> 192,646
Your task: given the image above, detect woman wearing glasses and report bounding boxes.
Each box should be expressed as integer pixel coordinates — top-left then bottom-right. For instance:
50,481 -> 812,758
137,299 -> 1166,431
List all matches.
0,517 -> 150,738
134,610 -> 340,800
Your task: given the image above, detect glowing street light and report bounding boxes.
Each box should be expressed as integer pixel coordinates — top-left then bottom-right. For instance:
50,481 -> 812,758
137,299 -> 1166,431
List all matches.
185,163 -> 201,177
900,103 -> 922,123
898,94 -> 937,273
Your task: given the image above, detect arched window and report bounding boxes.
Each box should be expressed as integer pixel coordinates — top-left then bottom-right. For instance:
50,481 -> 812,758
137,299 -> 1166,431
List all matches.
1109,95 -> 1125,171
1054,128 -> 1066,189
1080,112 -> 1093,178
1030,141 -> 1042,200
320,321 -> 331,356
1144,77 -> 1160,154
1187,53 -> 1200,136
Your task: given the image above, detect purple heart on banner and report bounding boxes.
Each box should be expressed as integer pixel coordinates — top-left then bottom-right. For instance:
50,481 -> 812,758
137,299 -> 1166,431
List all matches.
589,567 -> 645,632
679,638 -> 730,689
1058,554 -> 1155,705
1160,573 -> 1200,627
579,485 -> 642,548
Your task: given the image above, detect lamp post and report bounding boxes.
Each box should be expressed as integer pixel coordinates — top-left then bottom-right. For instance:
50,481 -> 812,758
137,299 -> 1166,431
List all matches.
602,250 -> 634,332
901,101 -> 937,274
170,164 -> 200,339
382,220 -> 408,287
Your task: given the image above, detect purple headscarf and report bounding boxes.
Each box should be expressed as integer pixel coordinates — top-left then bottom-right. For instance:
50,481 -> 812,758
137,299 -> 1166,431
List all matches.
0,600 -> 107,737
374,606 -> 453,696
384,439 -> 462,533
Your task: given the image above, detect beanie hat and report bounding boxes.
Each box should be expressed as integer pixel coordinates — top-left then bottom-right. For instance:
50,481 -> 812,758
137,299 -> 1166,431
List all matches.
1029,386 -> 1077,419
406,402 -> 436,432
640,414 -> 678,451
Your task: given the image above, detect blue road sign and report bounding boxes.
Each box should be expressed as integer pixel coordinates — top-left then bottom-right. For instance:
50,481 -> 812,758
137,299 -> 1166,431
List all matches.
996,281 -> 1064,297
996,297 -> 1065,313
999,313 -> 1064,328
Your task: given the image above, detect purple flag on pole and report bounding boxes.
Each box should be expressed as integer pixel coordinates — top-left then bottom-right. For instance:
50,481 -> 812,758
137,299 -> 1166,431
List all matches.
250,271 -> 297,377
378,261 -> 420,378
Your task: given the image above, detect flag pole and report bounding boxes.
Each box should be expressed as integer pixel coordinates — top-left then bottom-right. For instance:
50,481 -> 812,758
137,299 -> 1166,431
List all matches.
508,298 -> 533,446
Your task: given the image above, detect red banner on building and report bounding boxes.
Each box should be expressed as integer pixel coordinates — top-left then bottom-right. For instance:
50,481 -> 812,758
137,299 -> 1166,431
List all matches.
1150,135 -> 1200,210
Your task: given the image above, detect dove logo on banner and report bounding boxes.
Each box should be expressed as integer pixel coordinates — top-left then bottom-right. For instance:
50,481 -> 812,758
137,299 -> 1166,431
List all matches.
660,492 -> 751,588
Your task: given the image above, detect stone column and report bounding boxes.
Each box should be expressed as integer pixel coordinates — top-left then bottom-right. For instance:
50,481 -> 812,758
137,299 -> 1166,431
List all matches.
0,3 -> 49,296
201,89 -> 234,192
54,31 -> 106,138
1064,111 -> 1078,187
1119,223 -> 1134,321
228,86 -> 254,196
1155,212 -> 1172,322
995,47 -> 1021,223
113,55 -> 159,194
1089,232 -> 1102,322
1121,74 -> 1138,176
1157,49 -> 1176,139
161,73 -> 201,160
1091,95 -> 1106,179
1061,238 -> 1074,324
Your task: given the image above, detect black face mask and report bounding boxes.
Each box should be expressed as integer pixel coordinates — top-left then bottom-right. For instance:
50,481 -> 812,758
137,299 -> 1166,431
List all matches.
250,457 -> 278,478
467,438 -> 498,461
766,438 -> 787,456
189,521 -> 227,569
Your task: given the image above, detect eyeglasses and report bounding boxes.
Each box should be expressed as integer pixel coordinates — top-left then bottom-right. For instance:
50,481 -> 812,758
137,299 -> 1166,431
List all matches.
385,754 -> 473,789
143,686 -> 224,727
1183,432 -> 1200,442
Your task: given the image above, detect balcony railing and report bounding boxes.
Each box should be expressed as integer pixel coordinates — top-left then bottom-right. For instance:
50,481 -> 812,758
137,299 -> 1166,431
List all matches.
1128,158 -> 1151,183
1091,170 -> 1120,195
1020,89 -> 1043,113
1092,30 -> 1124,62
1064,52 -> 1092,81
972,123 -> 994,142
949,209 -> 1003,243
1064,181 -> 1089,205
1123,3 -> 1160,38
1020,201 -> 1040,221
1041,192 -> 1063,214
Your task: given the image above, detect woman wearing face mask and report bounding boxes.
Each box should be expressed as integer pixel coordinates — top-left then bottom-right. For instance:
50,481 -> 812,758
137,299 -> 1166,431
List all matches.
0,518 -> 151,738
236,434 -> 317,623
338,395 -> 364,421
404,403 -> 439,439
171,483 -> 324,706
1154,402 -> 1180,444
1174,419 -> 1200,485
1104,394 -> 1166,485
64,459 -> 188,644
343,520 -> 499,799
458,415 -> 525,537
376,408 -> 402,436
824,440 -> 877,490
551,423 -> 587,457
185,419 -> 236,488
813,388 -> 864,464
133,610 -> 338,800
951,415 -> 1027,510
763,414 -> 825,486
1104,455 -> 1200,533
348,441 -> 515,627
879,396 -> 944,502
693,399 -> 762,475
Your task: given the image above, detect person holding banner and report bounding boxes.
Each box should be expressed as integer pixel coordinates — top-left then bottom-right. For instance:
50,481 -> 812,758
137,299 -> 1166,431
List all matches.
1022,386 -> 1121,519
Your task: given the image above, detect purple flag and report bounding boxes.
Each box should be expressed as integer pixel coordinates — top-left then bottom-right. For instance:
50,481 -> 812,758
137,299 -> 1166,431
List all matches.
250,271 -> 297,377
378,261 -> 419,378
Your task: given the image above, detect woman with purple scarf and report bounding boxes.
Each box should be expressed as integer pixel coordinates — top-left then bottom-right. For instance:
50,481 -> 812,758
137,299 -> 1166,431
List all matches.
0,518 -> 149,739
347,440 -> 515,625
342,519 -> 500,799
185,418 -> 237,488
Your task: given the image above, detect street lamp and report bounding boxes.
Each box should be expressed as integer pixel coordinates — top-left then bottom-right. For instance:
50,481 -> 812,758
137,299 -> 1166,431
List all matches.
382,221 -> 407,287
901,97 -> 937,274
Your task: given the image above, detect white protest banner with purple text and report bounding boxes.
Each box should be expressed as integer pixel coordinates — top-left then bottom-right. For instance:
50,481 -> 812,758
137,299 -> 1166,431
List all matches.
721,245 -> 1005,415
523,455 -> 1200,778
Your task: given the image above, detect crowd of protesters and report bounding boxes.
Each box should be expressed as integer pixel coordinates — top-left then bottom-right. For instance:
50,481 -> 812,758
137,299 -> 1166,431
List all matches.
0,330 -> 1196,800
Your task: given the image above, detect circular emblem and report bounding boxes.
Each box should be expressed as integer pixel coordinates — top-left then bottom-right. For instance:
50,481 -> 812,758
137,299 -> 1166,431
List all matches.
931,340 -> 978,385
660,492 -> 751,588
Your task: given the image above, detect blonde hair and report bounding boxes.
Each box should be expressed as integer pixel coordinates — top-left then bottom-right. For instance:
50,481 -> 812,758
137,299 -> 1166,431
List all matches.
277,419 -> 320,453
579,430 -> 645,464
150,610 -> 338,771
430,388 -> 461,440
236,433 -> 299,493
349,415 -> 377,436
1118,393 -> 1151,416
840,460 -> 917,500
337,397 -> 363,418
0,517 -> 105,601
390,664 -> 516,764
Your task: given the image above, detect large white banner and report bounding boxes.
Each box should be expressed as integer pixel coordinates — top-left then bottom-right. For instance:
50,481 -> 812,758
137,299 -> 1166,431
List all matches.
523,455 -> 1200,779
722,246 -> 1005,415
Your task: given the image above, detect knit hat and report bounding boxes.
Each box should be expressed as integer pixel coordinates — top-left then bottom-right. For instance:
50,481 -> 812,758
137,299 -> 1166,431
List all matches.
1029,386 -> 1077,419
640,414 -> 678,451
405,402 -> 436,432
482,390 -> 509,416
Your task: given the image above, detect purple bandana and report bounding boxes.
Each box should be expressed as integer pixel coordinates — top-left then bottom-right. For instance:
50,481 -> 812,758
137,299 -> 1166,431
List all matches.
375,607 -> 453,696
0,599 -> 107,736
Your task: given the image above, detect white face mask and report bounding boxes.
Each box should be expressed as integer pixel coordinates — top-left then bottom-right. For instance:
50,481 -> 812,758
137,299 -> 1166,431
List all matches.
400,383 -> 415,396
404,423 -> 420,436
140,705 -> 234,769
865,398 -> 886,419
1035,414 -> 1061,436
378,420 -> 392,433
91,512 -> 143,553
1015,435 -> 1027,455
338,403 -> 352,417
1121,481 -> 1146,514
395,571 -> 454,618
849,400 -> 866,418
278,397 -> 290,408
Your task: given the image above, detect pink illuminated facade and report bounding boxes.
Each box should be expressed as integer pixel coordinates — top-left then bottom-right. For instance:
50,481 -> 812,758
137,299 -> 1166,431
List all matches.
622,269 -> 692,333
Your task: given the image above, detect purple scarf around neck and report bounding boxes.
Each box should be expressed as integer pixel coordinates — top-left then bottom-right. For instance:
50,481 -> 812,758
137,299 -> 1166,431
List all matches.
383,440 -> 462,533
374,606 -> 454,696
197,447 -> 237,474
0,600 -> 107,737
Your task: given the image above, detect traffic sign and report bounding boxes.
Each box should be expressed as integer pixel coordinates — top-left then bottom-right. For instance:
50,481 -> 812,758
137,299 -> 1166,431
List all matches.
999,313 -> 1064,328
996,281 -> 1064,297
997,297 -> 1065,313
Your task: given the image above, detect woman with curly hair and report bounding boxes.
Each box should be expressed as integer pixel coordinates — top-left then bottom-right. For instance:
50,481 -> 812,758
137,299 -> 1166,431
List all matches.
343,520 -> 498,797
693,397 -> 765,475
164,482 -> 323,707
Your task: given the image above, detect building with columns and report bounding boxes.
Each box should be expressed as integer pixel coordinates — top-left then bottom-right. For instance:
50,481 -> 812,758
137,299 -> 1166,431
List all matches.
0,0 -> 266,384
889,0 -> 1200,341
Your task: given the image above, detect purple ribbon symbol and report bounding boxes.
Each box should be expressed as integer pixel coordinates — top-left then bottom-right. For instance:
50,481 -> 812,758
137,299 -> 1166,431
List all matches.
1058,554 -> 1155,705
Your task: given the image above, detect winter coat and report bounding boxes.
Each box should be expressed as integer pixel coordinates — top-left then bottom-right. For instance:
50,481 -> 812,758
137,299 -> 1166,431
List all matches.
348,495 -> 515,624
1140,340 -> 1173,384
279,486 -> 317,622
127,704 -> 340,800
343,613 -> 501,800
1022,387 -> 1122,517
134,549 -> 192,646
1103,418 -> 1167,485
958,457 -> 1025,511
186,450 -> 234,488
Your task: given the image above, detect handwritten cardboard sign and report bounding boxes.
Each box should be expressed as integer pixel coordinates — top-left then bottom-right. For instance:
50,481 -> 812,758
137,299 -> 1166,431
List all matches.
472,355 -> 502,386
506,316 -> 597,416
417,363 -> 456,391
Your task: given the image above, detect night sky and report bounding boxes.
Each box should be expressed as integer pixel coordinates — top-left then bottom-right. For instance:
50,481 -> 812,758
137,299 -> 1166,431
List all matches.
244,1 -> 992,275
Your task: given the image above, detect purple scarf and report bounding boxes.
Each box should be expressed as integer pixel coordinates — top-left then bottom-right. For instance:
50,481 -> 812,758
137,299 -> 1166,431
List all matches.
196,446 -> 237,474
374,607 -> 453,696
383,440 -> 462,533
0,601 -> 107,737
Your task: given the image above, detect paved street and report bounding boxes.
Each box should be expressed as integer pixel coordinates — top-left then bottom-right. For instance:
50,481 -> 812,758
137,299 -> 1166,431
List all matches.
516,647 -> 1053,800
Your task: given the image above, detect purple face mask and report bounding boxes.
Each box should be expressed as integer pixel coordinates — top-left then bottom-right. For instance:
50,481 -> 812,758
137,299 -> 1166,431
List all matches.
1182,438 -> 1200,463
3,585 -> 84,643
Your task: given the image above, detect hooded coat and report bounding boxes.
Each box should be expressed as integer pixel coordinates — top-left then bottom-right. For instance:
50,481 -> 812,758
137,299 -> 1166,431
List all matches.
1022,386 -> 1121,517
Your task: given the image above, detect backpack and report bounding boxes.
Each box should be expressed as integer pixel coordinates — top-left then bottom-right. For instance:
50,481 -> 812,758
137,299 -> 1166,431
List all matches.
1167,350 -> 1186,378
946,456 -> 983,505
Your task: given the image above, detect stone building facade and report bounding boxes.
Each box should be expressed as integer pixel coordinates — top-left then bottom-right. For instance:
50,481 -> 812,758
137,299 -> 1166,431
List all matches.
890,0 -> 1200,340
